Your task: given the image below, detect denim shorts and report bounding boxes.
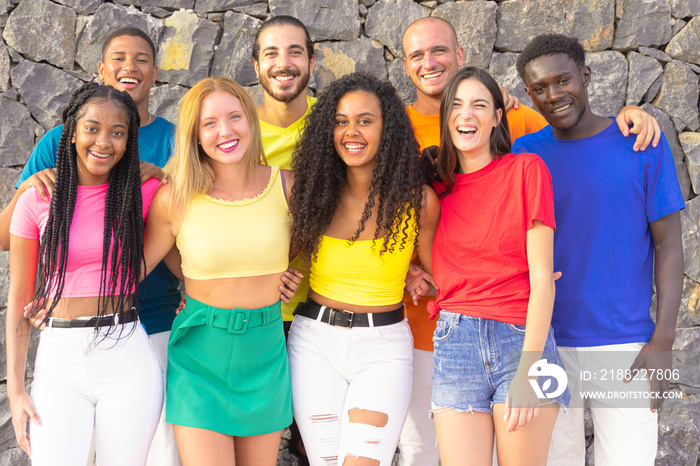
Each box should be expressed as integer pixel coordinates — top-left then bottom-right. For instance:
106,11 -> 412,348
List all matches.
431,310 -> 570,414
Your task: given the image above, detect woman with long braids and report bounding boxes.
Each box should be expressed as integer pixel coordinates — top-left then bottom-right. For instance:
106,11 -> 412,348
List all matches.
6,83 -> 163,465
287,72 -> 440,465
141,76 -> 296,465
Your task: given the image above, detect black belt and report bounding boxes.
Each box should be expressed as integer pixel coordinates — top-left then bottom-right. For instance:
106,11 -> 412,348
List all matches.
294,299 -> 404,328
50,309 -> 138,329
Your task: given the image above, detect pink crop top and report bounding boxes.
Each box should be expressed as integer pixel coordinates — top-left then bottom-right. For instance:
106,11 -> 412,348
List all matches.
10,178 -> 160,298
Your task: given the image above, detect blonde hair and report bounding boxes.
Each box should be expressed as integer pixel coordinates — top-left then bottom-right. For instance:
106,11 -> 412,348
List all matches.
165,76 -> 266,207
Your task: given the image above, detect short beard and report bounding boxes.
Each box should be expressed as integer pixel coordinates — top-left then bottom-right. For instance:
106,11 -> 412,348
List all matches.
260,67 -> 310,103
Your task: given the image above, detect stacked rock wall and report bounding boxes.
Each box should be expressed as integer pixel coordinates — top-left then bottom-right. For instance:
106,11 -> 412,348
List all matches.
0,0 -> 699,465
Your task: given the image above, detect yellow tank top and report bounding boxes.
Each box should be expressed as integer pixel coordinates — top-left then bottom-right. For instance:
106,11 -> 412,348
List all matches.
176,166 -> 291,279
310,215 -> 417,306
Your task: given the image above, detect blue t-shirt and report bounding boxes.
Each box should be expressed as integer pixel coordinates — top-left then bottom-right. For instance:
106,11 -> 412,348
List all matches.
514,120 -> 685,347
16,117 -> 180,335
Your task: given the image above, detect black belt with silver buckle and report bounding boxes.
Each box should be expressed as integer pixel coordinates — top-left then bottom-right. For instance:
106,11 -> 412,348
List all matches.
294,299 -> 404,328
50,309 -> 138,329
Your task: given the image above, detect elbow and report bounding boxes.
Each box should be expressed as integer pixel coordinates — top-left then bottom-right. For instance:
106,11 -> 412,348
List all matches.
0,237 -> 10,252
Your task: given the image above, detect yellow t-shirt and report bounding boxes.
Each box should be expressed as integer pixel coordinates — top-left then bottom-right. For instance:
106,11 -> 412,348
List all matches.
404,102 -> 548,351
259,95 -> 317,321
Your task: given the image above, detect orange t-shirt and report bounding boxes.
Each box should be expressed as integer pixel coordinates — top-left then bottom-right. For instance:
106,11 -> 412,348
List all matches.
404,103 -> 548,351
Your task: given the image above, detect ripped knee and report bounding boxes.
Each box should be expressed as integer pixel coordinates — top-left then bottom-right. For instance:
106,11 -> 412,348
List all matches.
342,454 -> 381,466
310,413 -> 341,423
347,408 -> 388,427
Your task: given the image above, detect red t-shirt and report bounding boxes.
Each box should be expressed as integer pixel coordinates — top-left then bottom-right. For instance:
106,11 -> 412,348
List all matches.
429,153 -> 555,324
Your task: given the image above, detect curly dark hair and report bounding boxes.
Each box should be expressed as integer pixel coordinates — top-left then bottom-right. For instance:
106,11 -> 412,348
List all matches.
290,72 -> 427,265
29,82 -> 144,336
516,34 -> 585,80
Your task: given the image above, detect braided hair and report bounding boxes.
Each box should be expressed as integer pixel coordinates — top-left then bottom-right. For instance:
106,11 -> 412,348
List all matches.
29,82 -> 144,336
290,72 -> 426,265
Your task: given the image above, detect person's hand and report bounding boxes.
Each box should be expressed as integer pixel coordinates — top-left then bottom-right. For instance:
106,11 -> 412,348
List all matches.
23,300 -> 48,330
9,390 -> 41,457
616,106 -> 661,151
503,369 -> 540,433
499,84 -> 520,111
139,161 -> 166,185
405,262 -> 435,305
625,340 -> 674,412
176,292 -> 186,315
279,267 -> 303,304
18,168 -> 57,201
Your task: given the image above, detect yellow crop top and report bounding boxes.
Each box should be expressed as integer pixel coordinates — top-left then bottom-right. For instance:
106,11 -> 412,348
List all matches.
176,166 -> 291,280
310,216 -> 417,306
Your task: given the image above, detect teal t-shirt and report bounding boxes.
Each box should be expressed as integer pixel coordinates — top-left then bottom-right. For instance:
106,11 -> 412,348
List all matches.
16,117 -> 180,335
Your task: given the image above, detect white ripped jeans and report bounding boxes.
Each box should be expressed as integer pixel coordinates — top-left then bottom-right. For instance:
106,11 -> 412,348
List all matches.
30,321 -> 163,466
287,314 -> 413,466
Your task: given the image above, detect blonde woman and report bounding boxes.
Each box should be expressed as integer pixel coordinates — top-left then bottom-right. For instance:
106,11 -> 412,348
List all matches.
143,77 -> 296,466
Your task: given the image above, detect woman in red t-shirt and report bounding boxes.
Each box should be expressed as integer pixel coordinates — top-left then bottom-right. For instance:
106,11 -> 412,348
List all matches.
427,67 -> 569,465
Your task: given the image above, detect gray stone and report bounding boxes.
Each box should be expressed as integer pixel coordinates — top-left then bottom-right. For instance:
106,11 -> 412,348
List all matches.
114,0 -> 140,5
668,0 -> 700,18
644,74 -> 663,103
313,37 -> 387,91
365,0 -> 425,58
150,83 -> 188,126
626,52 -> 663,106
141,4 -> 171,18
360,0 -> 376,7
210,12 -> 261,87
54,0 -> 102,15
495,0 -> 570,52
488,52 -> 534,109
673,117 -> 687,134
0,96 -> 43,167
681,196 -> 700,282
680,277 -> 700,328
652,60 -> 700,132
665,17 -> 700,66
387,58 -> 416,106
672,18 -> 687,36
680,132 -> 700,194
1,90 -> 19,101
232,2 -> 268,19
656,391 -> 700,466
11,61 -> 83,132
586,51 -> 628,118
639,46 -> 673,64
76,3 -> 164,74
156,10 -> 219,87
0,447 -> 30,466
2,0 -> 76,69
5,45 -> 21,64
244,83 -> 264,107
0,308 -> 39,382
0,46 -> 9,93
269,0 -> 359,42
194,0 -> 261,13
565,0 -> 615,52
144,0 -> 194,9
433,1 -> 497,69
641,103 -> 692,200
672,328 -> 700,394
613,0 -> 674,50
0,168 -> 18,207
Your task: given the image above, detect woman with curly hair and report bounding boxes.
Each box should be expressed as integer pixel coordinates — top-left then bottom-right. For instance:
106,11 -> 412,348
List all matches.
6,82 -> 163,465
141,76 -> 297,465
288,72 -> 440,465
428,67 -> 568,465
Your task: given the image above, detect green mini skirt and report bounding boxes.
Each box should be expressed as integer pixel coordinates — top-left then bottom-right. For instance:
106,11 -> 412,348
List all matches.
166,295 -> 292,436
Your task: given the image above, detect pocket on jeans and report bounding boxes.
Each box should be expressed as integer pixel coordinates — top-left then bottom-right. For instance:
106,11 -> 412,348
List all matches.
506,323 -> 526,335
433,314 -> 455,344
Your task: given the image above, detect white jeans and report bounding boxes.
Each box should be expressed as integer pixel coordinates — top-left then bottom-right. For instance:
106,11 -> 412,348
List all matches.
30,321 -> 163,466
397,348 -> 439,466
288,314 -> 414,466
547,343 -> 658,466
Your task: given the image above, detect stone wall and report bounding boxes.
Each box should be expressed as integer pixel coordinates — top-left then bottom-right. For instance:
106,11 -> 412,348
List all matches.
0,0 -> 699,465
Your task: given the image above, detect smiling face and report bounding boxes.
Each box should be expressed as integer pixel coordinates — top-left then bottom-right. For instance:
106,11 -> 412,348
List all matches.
254,24 -> 315,104
333,90 -> 383,171
523,53 -> 591,136
197,91 -> 251,167
98,35 -> 157,108
73,99 -> 129,186
448,78 -> 502,160
402,18 -> 465,101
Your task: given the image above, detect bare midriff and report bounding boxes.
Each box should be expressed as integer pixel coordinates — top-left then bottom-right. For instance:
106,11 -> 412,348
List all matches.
185,271 -> 284,310
309,290 -> 402,314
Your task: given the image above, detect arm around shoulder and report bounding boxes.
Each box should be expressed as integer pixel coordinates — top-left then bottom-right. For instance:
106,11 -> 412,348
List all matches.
142,183 -> 180,280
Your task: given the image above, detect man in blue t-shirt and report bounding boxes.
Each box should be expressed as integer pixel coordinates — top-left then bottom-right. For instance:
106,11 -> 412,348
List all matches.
0,27 -> 182,466
513,35 -> 684,466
